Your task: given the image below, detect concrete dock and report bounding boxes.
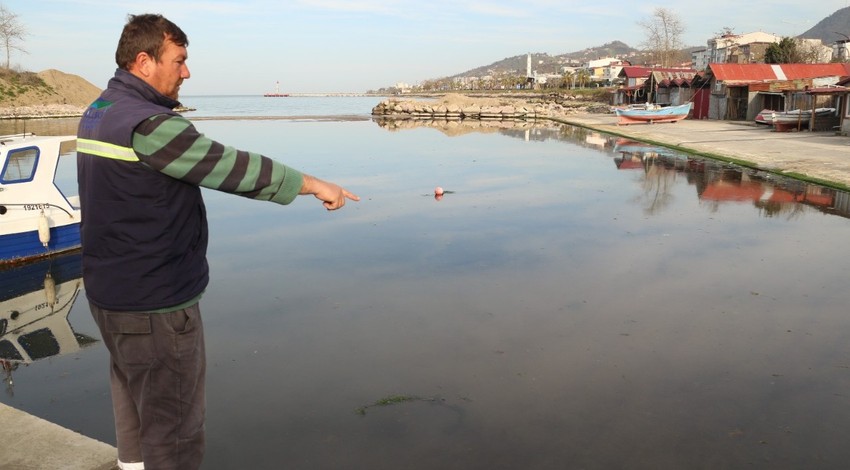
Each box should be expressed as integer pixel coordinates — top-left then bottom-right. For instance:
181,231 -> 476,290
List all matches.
0,403 -> 117,469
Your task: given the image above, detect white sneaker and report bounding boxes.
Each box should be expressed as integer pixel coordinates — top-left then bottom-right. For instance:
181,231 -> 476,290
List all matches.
118,460 -> 145,470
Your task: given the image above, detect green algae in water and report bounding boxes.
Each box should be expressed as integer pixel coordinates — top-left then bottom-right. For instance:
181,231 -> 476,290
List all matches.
355,394 -> 424,415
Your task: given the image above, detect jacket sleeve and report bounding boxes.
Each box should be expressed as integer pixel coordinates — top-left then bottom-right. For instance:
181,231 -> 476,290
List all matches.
132,113 -> 304,205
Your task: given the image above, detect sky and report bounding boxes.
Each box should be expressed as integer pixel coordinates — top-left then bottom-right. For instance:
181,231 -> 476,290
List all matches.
6,0 -> 850,95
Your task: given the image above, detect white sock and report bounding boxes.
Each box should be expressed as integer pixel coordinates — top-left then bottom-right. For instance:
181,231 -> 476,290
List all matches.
117,460 -> 145,470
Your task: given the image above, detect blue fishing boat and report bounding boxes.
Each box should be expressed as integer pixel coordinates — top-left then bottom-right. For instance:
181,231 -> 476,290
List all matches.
0,133 -> 81,266
615,102 -> 692,125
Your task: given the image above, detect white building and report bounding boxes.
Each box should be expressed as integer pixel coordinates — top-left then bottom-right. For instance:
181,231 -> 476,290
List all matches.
584,57 -> 627,84
706,31 -> 833,64
691,48 -> 709,71
708,31 -> 782,63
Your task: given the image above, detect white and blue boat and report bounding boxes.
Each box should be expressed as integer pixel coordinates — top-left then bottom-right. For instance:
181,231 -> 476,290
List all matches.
615,102 -> 692,125
0,133 -> 81,266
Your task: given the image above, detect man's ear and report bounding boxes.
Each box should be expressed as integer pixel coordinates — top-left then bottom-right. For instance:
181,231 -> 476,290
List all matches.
132,52 -> 153,77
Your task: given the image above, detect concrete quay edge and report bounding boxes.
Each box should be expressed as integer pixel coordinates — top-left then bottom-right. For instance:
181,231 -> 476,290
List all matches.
0,402 -> 117,470
554,113 -> 850,190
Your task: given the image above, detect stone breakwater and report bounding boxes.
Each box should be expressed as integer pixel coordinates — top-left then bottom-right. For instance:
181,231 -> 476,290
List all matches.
371,96 -> 611,121
372,100 -> 550,120
0,104 -> 86,120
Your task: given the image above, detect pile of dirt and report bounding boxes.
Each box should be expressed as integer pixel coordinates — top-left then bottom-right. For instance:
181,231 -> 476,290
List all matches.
0,69 -> 101,118
35,69 -> 101,106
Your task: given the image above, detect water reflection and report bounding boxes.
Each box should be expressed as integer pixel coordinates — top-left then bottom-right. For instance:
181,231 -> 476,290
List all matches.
612,138 -> 847,219
373,116 -> 571,142
373,118 -> 850,220
0,118 -> 81,137
0,251 -> 96,395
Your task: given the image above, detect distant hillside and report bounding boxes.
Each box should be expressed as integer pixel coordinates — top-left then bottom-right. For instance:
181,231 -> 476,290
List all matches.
450,41 -> 642,79
798,6 -> 850,43
431,6 -> 850,86
556,40 -> 640,61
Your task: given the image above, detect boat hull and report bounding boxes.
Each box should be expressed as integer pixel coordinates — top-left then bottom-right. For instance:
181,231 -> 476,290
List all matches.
759,108 -> 836,132
0,223 -> 81,266
615,103 -> 692,125
773,120 -> 808,132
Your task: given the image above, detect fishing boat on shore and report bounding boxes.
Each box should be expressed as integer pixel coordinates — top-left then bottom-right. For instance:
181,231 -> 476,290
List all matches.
615,102 -> 692,125
754,108 -> 836,132
0,133 -> 81,266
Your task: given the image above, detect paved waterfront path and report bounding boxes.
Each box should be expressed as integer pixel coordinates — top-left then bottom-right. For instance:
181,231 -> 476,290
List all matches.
559,114 -> 850,189
0,403 -> 117,470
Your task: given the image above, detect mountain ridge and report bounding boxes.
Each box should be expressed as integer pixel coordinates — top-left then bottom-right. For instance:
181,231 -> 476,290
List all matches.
437,6 -> 850,83
798,6 -> 850,43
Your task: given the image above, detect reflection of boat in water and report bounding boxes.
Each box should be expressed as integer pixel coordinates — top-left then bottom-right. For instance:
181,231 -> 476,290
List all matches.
1,251 -> 96,390
0,133 -> 81,266
613,138 -> 687,169
613,138 -> 680,156
615,102 -> 692,125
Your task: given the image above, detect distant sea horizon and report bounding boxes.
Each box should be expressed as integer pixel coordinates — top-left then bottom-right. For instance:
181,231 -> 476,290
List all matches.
177,94 -> 391,119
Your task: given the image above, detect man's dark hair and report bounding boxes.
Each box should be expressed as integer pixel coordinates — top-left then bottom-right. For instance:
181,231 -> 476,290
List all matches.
115,14 -> 189,70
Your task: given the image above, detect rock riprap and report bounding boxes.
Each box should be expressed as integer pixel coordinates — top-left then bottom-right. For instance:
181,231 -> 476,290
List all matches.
371,95 -> 610,121
372,99 -> 548,120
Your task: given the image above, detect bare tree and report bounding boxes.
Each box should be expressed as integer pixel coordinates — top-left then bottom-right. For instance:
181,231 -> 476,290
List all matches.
0,4 -> 27,69
637,8 -> 685,67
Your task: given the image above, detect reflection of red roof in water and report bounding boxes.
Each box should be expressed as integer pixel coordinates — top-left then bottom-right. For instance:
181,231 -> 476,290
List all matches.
702,181 -> 765,201
701,181 -> 834,207
804,193 -> 833,206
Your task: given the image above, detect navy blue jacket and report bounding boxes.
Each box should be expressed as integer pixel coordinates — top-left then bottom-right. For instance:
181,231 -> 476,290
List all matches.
77,69 -> 209,311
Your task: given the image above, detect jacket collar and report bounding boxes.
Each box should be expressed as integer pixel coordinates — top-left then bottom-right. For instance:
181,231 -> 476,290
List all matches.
109,68 -> 181,109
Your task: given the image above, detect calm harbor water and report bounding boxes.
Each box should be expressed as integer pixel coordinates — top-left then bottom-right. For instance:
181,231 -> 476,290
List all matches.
3,97 -> 850,469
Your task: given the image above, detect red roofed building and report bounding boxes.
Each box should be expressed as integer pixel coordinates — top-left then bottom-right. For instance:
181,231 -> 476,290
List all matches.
613,67 -> 700,108
707,63 -> 850,124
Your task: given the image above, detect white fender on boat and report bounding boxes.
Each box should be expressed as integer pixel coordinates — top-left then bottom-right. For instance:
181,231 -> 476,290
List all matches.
44,272 -> 57,308
38,210 -> 50,248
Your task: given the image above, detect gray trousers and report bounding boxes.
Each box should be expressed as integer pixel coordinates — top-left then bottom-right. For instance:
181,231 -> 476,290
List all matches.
90,302 -> 206,470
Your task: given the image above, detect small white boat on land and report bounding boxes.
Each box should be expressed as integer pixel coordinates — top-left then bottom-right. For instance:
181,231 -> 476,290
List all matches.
757,108 -> 836,132
0,133 -> 81,266
615,102 -> 692,125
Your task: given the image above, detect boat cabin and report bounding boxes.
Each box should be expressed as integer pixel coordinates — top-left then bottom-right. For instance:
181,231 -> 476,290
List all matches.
0,133 -> 81,265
